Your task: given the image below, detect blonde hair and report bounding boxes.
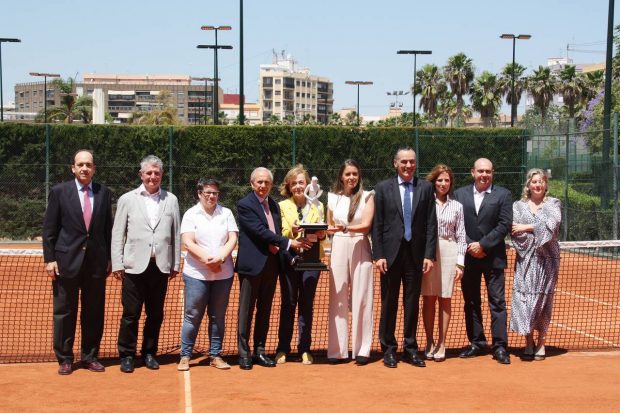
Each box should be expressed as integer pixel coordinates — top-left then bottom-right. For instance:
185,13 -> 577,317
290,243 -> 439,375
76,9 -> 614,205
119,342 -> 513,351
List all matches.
521,168 -> 549,201
279,164 -> 311,197
426,164 -> 455,194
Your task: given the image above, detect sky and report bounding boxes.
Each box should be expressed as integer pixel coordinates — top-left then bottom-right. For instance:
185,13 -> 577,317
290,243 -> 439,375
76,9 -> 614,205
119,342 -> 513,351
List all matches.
0,0 -> 617,116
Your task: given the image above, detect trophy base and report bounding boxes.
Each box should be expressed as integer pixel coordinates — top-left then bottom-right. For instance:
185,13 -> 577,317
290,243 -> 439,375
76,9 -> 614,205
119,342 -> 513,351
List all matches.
293,262 -> 328,271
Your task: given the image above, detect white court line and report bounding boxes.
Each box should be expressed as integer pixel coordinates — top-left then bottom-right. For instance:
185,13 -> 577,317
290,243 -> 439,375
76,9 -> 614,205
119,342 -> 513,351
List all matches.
550,321 -> 620,348
183,370 -> 193,413
556,288 -> 620,310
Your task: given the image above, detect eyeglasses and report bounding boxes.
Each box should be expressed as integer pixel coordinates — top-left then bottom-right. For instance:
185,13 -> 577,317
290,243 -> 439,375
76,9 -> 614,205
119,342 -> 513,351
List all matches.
201,191 -> 220,196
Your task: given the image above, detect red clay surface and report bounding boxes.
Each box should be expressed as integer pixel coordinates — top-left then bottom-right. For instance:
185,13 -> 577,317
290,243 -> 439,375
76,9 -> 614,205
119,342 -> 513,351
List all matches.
1,351 -> 619,412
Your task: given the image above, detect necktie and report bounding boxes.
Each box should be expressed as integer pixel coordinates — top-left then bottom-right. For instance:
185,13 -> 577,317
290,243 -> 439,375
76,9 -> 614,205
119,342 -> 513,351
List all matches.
403,181 -> 412,241
262,199 -> 279,254
82,186 -> 92,231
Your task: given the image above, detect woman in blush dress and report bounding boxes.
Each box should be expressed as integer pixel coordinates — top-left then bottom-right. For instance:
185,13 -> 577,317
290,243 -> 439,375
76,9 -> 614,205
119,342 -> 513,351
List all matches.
421,164 -> 467,362
510,168 -> 561,361
326,159 -> 375,365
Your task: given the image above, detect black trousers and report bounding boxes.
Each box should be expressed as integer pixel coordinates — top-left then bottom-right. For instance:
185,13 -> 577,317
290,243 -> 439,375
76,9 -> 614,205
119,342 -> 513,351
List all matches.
461,263 -> 508,350
379,240 -> 422,356
237,254 -> 279,358
276,266 -> 321,355
52,253 -> 106,364
117,261 -> 169,358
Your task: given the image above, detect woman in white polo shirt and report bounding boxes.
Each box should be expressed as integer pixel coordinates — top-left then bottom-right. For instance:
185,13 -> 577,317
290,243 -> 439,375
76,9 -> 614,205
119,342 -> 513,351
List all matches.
177,178 -> 238,371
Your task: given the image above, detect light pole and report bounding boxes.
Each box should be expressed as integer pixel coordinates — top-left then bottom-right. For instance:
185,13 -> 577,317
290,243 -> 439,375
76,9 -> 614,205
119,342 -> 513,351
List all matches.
30,72 -> 61,123
0,38 -> 21,122
200,25 -> 232,125
500,34 -> 531,127
239,1 -> 245,125
387,90 -> 409,109
345,80 -> 373,126
191,76 -> 216,124
397,50 -> 432,127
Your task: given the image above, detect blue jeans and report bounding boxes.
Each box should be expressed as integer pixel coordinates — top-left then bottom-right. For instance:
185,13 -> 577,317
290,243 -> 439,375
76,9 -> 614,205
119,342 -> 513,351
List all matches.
180,274 -> 233,358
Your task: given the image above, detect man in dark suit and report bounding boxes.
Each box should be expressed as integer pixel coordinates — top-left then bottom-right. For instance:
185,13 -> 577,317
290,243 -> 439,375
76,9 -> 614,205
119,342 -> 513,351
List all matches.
235,167 -> 310,370
43,149 -> 113,375
372,147 -> 437,368
453,158 -> 512,364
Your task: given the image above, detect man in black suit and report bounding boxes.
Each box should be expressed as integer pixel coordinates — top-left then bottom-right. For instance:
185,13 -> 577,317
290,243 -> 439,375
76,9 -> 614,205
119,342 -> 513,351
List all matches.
235,167 -> 310,370
453,158 -> 512,364
43,149 -> 113,375
372,147 -> 437,368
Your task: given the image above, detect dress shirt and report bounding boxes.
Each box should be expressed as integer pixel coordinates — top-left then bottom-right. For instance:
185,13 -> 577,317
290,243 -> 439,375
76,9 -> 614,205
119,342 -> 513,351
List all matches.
473,185 -> 492,214
74,179 -> 94,213
397,176 -> 414,210
435,195 -> 467,266
139,183 -> 161,257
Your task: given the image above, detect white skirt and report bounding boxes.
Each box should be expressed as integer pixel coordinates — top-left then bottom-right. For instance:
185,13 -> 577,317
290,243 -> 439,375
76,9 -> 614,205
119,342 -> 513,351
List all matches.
421,238 -> 458,298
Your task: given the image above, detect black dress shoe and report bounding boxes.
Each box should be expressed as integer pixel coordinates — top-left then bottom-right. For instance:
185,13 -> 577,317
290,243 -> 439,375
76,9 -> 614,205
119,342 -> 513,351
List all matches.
459,345 -> 483,358
383,353 -> 397,368
402,352 -> 426,367
144,354 -> 160,370
58,362 -> 73,375
252,354 -> 276,367
120,356 -> 134,373
82,359 -> 105,372
239,357 -> 253,370
493,348 -> 511,365
355,356 -> 369,365
327,358 -> 345,365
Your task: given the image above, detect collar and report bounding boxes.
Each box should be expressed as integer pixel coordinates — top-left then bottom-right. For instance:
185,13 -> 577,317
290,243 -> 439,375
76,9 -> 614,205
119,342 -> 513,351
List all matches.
473,184 -> 492,195
397,176 -> 414,186
139,183 -> 161,197
196,202 -> 221,217
253,192 -> 268,204
75,179 -> 93,192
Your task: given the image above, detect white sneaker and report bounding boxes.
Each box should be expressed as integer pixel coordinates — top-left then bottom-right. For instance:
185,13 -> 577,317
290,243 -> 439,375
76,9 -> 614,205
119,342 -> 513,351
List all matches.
177,356 -> 190,371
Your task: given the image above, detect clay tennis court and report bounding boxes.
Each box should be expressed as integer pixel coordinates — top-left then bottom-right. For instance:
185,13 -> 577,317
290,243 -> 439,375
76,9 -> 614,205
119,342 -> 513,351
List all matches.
1,242 -> 620,412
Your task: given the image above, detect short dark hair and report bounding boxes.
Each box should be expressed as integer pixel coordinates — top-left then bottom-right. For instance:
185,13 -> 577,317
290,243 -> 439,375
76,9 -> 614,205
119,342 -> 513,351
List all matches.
195,178 -> 221,200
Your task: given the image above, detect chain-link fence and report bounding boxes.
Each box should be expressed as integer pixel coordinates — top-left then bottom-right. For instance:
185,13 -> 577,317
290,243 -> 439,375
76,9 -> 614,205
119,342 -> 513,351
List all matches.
0,123 -> 617,241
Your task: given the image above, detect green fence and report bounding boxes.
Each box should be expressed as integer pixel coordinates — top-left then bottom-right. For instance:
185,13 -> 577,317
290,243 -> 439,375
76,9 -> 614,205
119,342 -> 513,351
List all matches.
0,122 -> 616,241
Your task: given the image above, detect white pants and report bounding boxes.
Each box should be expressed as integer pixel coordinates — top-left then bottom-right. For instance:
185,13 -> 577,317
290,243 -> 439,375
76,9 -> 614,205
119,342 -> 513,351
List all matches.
328,234 -> 374,359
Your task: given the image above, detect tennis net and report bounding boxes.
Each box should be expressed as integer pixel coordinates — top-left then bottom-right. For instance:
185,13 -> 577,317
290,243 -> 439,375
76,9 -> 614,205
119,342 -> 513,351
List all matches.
1,240 -> 619,363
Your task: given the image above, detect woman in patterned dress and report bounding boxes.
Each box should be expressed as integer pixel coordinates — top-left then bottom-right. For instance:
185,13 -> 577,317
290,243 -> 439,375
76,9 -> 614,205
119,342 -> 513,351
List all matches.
510,168 -> 561,361
421,164 -> 467,362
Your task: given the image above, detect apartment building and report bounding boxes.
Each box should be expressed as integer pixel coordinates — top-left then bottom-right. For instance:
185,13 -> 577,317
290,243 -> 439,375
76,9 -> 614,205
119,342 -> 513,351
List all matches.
14,74 -> 222,124
259,52 -> 333,124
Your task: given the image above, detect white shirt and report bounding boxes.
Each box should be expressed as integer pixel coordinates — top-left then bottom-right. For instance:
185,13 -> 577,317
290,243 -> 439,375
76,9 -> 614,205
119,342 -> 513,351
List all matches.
397,176 -> 413,210
74,179 -> 94,213
181,203 -> 238,281
139,184 -> 161,228
473,185 -> 492,214
327,190 -> 371,237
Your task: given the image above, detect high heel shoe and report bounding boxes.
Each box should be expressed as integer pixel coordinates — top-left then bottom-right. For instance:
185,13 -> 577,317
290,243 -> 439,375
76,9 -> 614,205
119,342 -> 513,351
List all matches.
534,344 -> 545,361
433,346 -> 446,362
424,342 -> 435,360
522,343 -> 534,360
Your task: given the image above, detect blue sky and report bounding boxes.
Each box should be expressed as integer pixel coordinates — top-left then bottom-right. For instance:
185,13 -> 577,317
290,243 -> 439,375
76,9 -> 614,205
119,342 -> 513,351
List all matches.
1,0 -> 617,116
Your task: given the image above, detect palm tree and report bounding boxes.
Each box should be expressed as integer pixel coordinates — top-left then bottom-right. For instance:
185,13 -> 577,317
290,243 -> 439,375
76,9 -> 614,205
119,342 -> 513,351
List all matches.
130,90 -> 179,125
443,53 -> 475,126
414,64 -> 447,125
526,66 -> 558,124
582,69 -> 604,102
328,113 -> 342,125
42,77 -> 93,123
498,62 -> 527,121
471,71 -> 502,127
557,65 -> 586,118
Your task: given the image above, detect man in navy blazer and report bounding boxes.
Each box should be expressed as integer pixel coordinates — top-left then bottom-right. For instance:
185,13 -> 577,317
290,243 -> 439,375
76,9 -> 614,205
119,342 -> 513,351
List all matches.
236,167 -> 309,370
43,149 -> 113,375
372,147 -> 437,368
453,158 -> 512,364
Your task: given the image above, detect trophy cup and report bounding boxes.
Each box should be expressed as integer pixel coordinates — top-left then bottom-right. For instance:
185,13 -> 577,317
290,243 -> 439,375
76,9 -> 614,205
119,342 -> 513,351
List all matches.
294,176 -> 328,271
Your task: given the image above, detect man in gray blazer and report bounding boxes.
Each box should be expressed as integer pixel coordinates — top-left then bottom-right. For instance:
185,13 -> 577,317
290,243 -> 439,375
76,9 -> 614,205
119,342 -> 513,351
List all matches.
111,155 -> 181,373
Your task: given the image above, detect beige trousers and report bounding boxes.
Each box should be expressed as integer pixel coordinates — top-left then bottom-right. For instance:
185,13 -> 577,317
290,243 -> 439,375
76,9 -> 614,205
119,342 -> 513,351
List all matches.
328,234 -> 374,359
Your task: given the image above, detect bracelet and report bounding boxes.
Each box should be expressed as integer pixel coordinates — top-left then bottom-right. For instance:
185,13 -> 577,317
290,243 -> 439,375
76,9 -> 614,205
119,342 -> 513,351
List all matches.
342,225 -> 348,233
455,264 -> 464,270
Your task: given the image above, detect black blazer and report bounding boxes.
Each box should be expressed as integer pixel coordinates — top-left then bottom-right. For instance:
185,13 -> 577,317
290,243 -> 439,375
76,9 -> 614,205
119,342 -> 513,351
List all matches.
42,180 -> 113,278
372,176 -> 437,268
453,184 -> 512,269
235,192 -> 292,276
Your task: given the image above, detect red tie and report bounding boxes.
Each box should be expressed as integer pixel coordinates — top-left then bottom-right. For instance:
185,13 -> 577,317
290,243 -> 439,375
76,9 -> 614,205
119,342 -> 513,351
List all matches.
262,199 -> 279,254
82,186 -> 92,231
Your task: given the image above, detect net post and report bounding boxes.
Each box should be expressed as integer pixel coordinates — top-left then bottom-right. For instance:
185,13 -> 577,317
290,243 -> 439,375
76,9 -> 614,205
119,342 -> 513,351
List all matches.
614,112 -> 618,240
291,126 -> 296,166
168,126 -> 173,193
563,121 -> 571,241
45,124 -> 50,208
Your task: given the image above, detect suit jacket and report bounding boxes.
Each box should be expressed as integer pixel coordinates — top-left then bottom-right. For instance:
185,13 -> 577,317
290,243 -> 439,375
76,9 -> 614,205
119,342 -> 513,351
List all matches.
235,192 -> 292,276
111,187 -> 181,275
372,176 -> 437,268
453,184 -> 512,269
42,180 -> 113,278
